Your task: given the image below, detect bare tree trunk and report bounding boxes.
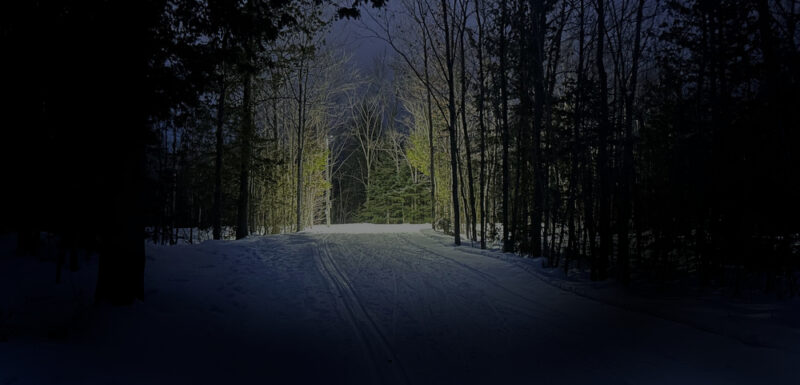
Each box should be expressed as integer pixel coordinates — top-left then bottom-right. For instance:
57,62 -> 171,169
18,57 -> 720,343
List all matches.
512,0 -> 530,254
325,134 -> 332,226
543,0 -> 568,266
296,56 -> 307,232
529,0 -> 546,258
617,0 -> 645,285
500,0 -> 511,251
474,0 -> 487,249
423,35 -> 437,230
576,0 -> 596,273
236,69 -> 253,240
458,152 -> 469,239
458,14 -> 477,243
593,0 -> 611,280
213,58 -> 226,240
95,130 -> 146,305
170,127 -> 178,245
442,0 -> 461,245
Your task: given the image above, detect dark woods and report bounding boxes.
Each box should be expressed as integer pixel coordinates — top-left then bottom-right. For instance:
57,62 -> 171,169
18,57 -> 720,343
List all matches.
2,2 -> 156,304
363,0 -> 799,295
1,0 -> 798,306
0,0 -> 349,304
481,0 -> 800,293
496,0 -> 800,293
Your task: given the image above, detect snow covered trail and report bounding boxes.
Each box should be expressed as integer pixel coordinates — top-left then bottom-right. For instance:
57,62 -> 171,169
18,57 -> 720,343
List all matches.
310,230 -> 799,385
1,225 -> 798,384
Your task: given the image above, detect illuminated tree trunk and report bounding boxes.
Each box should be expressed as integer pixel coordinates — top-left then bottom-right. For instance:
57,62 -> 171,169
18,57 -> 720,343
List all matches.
236,69 -> 253,239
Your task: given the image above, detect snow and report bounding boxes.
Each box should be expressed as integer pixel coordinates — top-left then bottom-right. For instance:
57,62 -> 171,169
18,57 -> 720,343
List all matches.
1,226 -> 798,384
303,223 -> 429,234
418,229 -> 800,355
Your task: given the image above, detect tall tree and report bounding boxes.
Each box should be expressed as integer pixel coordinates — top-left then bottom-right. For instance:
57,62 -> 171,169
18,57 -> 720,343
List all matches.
442,0 -> 462,245
473,0 -> 488,249
237,43 -> 255,239
458,0 -> 478,242
424,30 -> 438,230
616,0 -> 646,284
528,0 -> 547,257
499,0 -> 512,251
593,0 -> 611,281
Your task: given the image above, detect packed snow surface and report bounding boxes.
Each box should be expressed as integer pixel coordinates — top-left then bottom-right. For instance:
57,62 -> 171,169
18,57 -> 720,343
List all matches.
303,223 -> 429,234
1,225 -> 798,384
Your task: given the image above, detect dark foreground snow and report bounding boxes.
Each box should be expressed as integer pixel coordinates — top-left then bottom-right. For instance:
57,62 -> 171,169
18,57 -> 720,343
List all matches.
1,225 -> 798,384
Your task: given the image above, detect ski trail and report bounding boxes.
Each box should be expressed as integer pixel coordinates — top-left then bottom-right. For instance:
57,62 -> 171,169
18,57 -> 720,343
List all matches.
414,230 -> 800,353
396,232 -> 570,321
333,233 -> 481,330
394,233 -> 588,341
326,234 -> 447,370
313,234 -> 409,385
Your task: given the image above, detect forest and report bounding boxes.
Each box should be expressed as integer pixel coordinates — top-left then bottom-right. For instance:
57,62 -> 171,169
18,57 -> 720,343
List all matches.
3,0 -> 800,304
2,0 -> 800,383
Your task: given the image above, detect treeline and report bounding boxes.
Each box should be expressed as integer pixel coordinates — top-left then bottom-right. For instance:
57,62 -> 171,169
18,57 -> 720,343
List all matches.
2,0 -> 798,304
148,37 -> 434,242
1,0 -> 386,304
370,0 -> 800,294
331,60 -> 432,224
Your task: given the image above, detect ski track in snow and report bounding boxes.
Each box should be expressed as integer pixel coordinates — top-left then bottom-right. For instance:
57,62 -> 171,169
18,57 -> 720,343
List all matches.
1,225 -> 798,385
314,234 -> 409,385
305,229 -> 797,384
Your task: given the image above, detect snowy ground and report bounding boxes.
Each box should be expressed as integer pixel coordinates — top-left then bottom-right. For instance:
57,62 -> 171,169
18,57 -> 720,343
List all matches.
303,223 -> 429,234
1,226 -> 798,384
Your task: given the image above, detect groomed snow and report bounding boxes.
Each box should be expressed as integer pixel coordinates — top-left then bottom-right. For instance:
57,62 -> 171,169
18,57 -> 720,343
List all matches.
302,223 -> 430,234
1,226 -> 798,384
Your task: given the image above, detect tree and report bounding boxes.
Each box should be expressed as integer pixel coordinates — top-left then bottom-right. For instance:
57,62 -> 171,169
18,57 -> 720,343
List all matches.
592,0 -> 611,281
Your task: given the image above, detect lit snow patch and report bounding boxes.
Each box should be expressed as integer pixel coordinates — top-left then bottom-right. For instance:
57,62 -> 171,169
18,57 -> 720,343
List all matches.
301,223 -> 429,234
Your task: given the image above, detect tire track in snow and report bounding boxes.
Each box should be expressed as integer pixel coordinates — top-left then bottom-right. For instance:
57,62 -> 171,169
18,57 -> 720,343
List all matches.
313,234 -> 409,385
